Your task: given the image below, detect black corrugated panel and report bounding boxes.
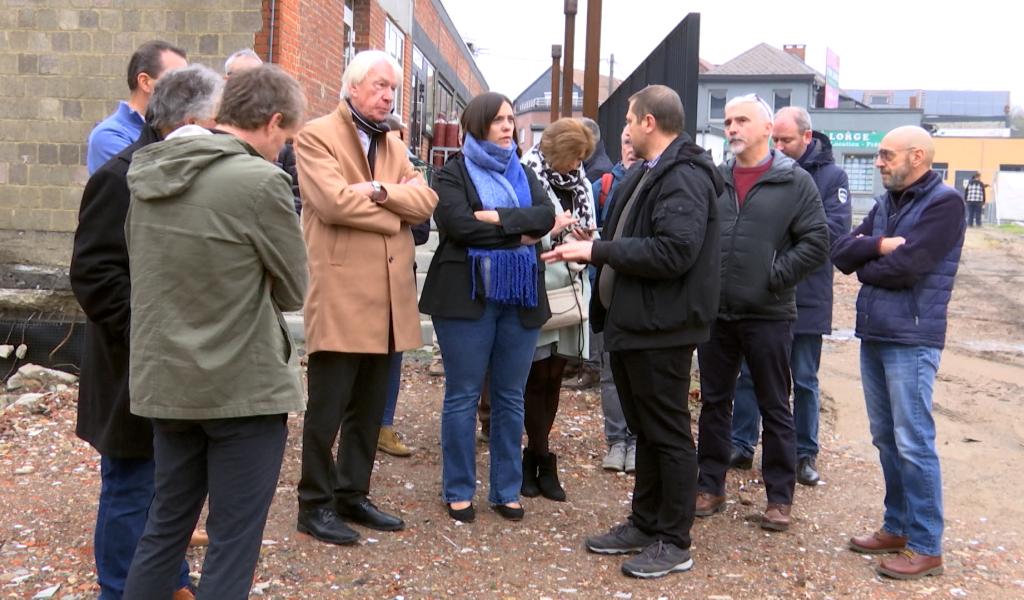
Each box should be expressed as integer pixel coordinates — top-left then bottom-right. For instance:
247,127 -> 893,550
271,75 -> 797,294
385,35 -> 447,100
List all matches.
0,319 -> 83,377
598,13 -> 701,163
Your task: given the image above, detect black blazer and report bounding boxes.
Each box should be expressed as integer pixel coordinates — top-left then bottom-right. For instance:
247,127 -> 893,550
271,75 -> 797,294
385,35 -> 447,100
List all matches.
418,154 -> 555,328
69,125 -> 161,458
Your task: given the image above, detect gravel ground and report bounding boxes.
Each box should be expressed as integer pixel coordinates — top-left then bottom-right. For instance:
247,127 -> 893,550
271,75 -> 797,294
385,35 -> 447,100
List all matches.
2,228 -> 1023,599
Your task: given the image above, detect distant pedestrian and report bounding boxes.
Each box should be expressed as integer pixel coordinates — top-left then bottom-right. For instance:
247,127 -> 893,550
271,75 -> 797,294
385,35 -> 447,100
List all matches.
964,172 -> 987,227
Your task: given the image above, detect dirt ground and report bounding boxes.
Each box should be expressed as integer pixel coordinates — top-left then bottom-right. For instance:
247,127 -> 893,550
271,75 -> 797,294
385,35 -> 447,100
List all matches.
2,226 -> 1023,599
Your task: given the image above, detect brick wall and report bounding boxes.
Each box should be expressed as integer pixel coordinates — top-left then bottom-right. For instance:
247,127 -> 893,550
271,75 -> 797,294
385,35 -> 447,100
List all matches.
0,1 -> 264,268
413,0 -> 486,99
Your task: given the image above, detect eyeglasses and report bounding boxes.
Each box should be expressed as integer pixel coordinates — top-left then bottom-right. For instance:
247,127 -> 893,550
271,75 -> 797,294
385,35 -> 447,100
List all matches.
875,147 -> 915,162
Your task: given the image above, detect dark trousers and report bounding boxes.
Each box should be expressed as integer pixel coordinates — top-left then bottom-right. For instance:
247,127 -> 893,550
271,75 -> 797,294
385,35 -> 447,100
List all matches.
298,351 -> 389,509
966,202 -> 984,227
697,319 -> 796,505
523,355 -> 568,455
95,457 -> 190,600
610,346 -> 698,550
123,415 -> 287,600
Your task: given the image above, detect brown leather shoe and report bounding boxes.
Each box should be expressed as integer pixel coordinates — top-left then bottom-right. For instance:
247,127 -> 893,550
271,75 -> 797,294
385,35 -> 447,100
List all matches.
172,587 -> 196,600
849,529 -> 908,554
760,503 -> 791,531
189,529 -> 209,547
877,549 -> 943,580
694,492 -> 726,517
377,426 -> 412,457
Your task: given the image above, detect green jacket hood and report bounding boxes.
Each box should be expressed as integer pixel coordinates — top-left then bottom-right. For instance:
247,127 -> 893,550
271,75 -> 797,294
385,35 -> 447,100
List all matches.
127,133 -> 258,202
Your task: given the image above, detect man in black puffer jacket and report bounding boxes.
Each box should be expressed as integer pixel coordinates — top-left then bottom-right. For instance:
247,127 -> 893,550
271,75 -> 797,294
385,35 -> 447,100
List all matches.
544,85 -> 723,580
694,94 -> 827,532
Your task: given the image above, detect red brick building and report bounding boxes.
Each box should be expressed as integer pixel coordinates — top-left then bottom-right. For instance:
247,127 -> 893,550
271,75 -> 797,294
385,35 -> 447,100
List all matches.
254,0 -> 487,158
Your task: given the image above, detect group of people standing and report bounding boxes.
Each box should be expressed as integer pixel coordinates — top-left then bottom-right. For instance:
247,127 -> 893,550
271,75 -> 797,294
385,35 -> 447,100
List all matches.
71,40 -> 965,598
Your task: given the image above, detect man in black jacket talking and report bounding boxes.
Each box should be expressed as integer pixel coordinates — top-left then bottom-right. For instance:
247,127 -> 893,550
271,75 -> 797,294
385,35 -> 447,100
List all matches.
544,84 -> 723,579
694,94 -> 828,532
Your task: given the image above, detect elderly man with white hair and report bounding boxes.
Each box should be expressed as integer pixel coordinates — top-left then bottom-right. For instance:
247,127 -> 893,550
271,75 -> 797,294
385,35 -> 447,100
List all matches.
694,94 -> 828,532
294,50 -> 438,545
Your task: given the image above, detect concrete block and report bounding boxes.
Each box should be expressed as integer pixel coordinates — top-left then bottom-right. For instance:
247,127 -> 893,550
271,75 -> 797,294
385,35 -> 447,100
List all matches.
38,98 -> 62,120
186,12 -> 209,32
59,144 -> 79,166
61,99 -> 82,120
28,32 -> 49,52
78,10 -> 99,29
38,55 -> 60,75
17,9 -> 35,29
50,209 -> 77,232
38,144 -> 58,165
139,10 -> 164,31
36,9 -> 58,31
166,10 -> 186,32
98,10 -> 119,32
198,34 -> 219,56
231,11 -> 262,33
57,10 -> 79,31
12,208 -> 51,231
70,31 -> 92,52
121,11 -> 140,32
92,30 -> 112,53
17,54 -> 37,75
51,32 -> 70,52
9,163 -> 27,185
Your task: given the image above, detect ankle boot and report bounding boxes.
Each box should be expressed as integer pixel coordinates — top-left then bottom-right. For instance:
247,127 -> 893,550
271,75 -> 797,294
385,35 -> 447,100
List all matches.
521,448 -> 541,497
536,451 -> 567,501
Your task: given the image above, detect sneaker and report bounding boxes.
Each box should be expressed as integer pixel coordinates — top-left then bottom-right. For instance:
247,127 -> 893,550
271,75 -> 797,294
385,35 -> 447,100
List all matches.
602,442 -> 627,471
585,521 -> 656,555
377,426 -> 412,457
621,541 -> 694,578
624,443 -> 636,474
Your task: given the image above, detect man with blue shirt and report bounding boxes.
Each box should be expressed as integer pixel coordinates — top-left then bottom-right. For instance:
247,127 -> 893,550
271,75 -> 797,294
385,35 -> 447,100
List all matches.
86,40 -> 187,174
833,126 -> 965,580
729,106 -> 851,487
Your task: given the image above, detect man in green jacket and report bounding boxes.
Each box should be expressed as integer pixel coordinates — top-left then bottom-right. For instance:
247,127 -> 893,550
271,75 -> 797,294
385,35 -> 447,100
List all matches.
121,65 -> 308,599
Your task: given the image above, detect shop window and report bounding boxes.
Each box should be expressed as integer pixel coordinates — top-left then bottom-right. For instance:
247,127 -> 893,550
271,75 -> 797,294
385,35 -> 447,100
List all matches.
844,154 -> 876,194
932,162 -> 949,180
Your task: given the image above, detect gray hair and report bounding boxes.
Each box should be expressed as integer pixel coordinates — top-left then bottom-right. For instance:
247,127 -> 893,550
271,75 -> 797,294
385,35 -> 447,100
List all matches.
726,93 -> 773,124
579,117 -> 601,143
340,50 -> 401,99
775,106 -> 812,133
146,64 -> 224,132
224,48 -> 262,76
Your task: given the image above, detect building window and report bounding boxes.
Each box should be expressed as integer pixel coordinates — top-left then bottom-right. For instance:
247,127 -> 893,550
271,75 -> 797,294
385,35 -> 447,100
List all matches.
844,154 -> 875,194
709,90 -> 727,121
933,162 -> 949,180
1000,164 -> 1024,172
866,93 -> 891,106
436,79 -> 454,126
773,89 -> 791,111
385,18 -> 405,118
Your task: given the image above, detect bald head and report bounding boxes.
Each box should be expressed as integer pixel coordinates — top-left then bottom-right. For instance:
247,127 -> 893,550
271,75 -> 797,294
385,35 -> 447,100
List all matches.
884,126 -> 935,163
876,126 -> 935,191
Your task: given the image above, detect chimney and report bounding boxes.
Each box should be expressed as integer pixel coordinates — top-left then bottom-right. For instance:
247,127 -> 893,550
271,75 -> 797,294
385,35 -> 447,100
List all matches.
783,44 -> 806,62
909,95 -> 919,109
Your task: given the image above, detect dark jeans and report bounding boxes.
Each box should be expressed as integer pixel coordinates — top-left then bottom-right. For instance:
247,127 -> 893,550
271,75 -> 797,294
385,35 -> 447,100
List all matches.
731,333 -> 823,459
123,415 -> 287,600
524,355 -> 568,455
299,351 -> 389,509
382,351 -> 403,427
697,319 -> 796,506
95,457 -> 189,600
610,346 -> 698,550
966,202 -> 984,227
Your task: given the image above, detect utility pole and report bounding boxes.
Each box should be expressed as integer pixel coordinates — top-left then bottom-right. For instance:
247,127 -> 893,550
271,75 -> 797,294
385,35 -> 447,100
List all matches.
560,0 -> 577,118
550,44 -> 562,123
582,0 -> 601,119
607,53 -> 615,99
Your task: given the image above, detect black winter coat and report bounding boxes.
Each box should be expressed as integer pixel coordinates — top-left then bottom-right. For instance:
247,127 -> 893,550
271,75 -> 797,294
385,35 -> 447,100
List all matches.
716,150 -> 829,321
418,154 -> 555,328
589,133 -> 725,351
69,125 -> 160,458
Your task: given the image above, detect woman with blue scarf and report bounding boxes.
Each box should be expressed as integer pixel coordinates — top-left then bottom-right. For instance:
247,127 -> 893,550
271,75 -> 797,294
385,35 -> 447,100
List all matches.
420,92 -> 574,523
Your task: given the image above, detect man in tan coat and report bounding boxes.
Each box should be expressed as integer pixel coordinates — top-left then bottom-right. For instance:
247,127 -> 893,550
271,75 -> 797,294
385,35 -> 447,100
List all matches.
295,50 -> 438,545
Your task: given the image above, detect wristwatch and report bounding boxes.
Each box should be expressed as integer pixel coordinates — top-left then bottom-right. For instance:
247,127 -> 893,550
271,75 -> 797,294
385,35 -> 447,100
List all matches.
370,180 -> 385,203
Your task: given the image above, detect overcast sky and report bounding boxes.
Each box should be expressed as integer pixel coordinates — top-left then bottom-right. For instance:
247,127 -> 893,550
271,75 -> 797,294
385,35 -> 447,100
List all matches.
439,0 -> 1022,109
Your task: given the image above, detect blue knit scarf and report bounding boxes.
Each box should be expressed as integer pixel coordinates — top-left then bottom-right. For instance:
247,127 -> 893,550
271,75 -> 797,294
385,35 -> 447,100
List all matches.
462,134 -> 538,307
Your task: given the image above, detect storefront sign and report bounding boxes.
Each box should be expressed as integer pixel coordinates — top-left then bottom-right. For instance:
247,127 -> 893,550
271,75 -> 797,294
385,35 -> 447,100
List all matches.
825,130 -> 883,148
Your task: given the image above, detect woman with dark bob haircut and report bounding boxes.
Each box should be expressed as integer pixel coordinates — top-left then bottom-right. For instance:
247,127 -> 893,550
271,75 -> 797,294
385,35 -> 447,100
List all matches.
419,92 -> 575,523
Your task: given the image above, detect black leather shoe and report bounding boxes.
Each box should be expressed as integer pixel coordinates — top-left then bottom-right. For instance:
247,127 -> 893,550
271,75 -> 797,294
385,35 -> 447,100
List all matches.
297,507 -> 360,545
337,499 -> 405,531
797,456 -> 820,486
447,503 -> 475,523
728,447 -> 753,470
491,503 -> 525,521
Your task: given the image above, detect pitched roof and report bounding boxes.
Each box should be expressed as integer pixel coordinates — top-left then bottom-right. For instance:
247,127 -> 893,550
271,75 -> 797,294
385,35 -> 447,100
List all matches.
704,43 -> 821,80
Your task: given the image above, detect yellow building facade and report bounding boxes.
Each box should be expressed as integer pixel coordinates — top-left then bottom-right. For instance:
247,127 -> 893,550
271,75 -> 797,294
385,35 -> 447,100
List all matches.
933,137 -> 1024,191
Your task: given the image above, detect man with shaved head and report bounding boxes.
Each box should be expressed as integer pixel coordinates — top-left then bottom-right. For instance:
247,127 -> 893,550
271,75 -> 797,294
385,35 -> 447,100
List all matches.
694,94 -> 828,532
832,126 -> 965,580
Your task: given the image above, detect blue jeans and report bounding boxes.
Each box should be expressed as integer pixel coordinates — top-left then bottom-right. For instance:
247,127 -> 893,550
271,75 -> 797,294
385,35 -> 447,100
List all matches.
861,341 -> 944,556
95,456 -> 189,600
382,351 -> 403,427
434,302 -> 540,505
732,334 -> 822,459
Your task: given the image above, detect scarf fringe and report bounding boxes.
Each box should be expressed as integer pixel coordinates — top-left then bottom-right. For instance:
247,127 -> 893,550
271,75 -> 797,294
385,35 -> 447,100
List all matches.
468,247 -> 538,307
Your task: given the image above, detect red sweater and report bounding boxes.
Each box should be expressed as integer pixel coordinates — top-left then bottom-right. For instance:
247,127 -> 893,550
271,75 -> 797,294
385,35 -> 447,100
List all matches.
733,159 -> 772,208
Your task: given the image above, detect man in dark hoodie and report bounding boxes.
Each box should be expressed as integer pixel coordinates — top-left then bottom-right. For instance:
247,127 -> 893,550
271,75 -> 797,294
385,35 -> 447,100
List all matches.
694,94 -> 828,532
580,117 -> 614,184
71,64 -> 223,600
729,106 -> 851,487
544,84 -> 723,579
